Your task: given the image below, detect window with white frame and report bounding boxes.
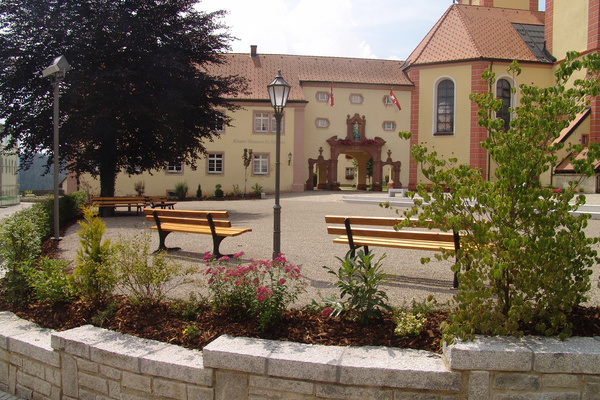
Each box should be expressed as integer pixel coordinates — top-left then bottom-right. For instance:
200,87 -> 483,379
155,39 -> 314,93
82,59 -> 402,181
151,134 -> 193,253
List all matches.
383,121 -> 396,131
350,94 -> 363,104
166,163 -> 183,173
254,112 -> 270,132
435,79 -> 454,135
207,153 -> 223,174
253,112 -> 284,133
252,154 -> 269,175
316,92 -> 330,102
315,118 -> 329,128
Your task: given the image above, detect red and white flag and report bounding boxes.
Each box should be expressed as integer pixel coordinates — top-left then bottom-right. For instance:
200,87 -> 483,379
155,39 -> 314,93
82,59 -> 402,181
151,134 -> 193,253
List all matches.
390,89 -> 401,111
330,83 -> 335,107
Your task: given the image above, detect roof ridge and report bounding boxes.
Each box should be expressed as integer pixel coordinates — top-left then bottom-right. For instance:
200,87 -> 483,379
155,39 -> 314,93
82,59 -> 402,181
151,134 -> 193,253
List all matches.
454,5 -> 483,58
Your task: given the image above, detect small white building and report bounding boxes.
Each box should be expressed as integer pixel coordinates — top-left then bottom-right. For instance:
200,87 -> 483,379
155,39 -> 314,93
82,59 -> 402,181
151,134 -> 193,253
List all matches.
0,124 -> 20,206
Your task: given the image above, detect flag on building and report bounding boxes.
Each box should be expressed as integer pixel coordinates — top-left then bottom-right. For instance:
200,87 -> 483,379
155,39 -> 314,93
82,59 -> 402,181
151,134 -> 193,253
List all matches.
390,89 -> 401,111
330,83 -> 335,107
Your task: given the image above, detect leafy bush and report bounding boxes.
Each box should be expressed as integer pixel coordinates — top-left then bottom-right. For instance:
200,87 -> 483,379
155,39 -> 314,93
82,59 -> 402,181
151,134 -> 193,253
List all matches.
232,184 -> 242,197
196,184 -> 202,199
401,54 -> 600,342
323,250 -> 392,323
251,183 -> 263,196
24,257 -> 75,305
73,207 -> 116,300
35,191 -> 87,239
393,310 -> 426,338
111,231 -> 195,305
214,184 -> 224,198
205,253 -> 306,331
174,182 -> 188,200
0,206 -> 46,305
134,181 -> 145,196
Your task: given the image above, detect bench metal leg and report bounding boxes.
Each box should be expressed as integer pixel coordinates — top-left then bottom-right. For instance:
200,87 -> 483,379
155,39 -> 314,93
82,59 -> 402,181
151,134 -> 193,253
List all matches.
207,213 -> 229,258
152,211 -> 181,254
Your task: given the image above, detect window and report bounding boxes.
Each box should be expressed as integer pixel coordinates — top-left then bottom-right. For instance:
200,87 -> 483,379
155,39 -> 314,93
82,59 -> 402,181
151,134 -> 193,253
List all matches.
316,92 -> 330,102
383,121 -> 396,131
582,134 -> 589,146
315,118 -> 329,128
166,163 -> 182,173
350,94 -> 363,104
436,79 -> 454,135
253,112 -> 284,133
345,167 -> 355,180
253,154 -> 269,175
207,153 -> 223,174
254,112 -> 270,132
496,78 -> 512,131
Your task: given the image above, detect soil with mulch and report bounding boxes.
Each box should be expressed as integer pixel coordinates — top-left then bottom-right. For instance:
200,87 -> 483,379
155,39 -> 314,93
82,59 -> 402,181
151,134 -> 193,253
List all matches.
2,293 -> 600,354
2,235 -> 599,354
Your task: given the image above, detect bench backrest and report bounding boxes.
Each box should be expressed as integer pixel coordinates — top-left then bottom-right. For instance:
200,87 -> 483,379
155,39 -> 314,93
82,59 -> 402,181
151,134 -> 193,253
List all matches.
325,215 -> 456,243
143,208 -> 231,227
92,196 -> 147,202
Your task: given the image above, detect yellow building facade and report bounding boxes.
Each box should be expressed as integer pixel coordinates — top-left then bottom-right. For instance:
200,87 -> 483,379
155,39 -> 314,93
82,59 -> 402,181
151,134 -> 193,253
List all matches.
65,0 -> 600,196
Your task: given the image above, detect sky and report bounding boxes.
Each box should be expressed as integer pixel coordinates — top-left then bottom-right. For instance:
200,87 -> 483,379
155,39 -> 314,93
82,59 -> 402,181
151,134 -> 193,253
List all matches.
197,0 -> 545,61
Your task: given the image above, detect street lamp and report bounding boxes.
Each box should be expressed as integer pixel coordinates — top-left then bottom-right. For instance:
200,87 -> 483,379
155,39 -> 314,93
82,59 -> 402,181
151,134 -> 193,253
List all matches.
267,70 -> 290,260
42,55 -> 71,242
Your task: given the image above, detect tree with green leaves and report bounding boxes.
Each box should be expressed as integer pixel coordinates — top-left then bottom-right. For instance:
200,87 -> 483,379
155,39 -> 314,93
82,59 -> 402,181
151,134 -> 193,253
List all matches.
398,52 -> 600,342
0,0 -> 246,196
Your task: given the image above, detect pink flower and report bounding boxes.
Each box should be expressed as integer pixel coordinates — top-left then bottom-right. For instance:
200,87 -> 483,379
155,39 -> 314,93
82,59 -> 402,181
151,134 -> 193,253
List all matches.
218,255 -> 230,261
203,252 -> 213,260
233,251 -> 245,259
278,278 -> 286,285
256,286 -> 273,301
321,307 -> 332,317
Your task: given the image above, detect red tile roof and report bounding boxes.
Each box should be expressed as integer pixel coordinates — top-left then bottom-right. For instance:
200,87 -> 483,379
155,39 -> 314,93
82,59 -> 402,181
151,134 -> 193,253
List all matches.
205,53 -> 412,102
406,4 -> 546,66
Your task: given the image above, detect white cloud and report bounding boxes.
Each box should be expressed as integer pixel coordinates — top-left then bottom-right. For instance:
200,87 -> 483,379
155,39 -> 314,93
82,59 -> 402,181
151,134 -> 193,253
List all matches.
196,0 -> 461,59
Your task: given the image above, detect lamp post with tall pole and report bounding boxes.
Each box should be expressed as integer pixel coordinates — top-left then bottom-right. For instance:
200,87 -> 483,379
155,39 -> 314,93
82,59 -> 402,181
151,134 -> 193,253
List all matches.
41,55 -> 71,242
267,70 -> 290,260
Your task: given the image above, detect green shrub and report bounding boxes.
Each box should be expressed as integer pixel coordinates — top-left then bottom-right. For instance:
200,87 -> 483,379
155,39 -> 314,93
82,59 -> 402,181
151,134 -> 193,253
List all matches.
251,183 -> 263,196
174,182 -> 188,200
73,207 -> 116,300
232,184 -> 242,197
35,191 -> 86,239
134,181 -> 145,196
393,310 -> 427,338
205,253 -> 306,331
111,231 -> 195,305
0,206 -> 46,305
214,184 -> 224,198
400,54 -> 600,343
323,250 -> 392,323
196,184 -> 202,199
24,257 -> 75,305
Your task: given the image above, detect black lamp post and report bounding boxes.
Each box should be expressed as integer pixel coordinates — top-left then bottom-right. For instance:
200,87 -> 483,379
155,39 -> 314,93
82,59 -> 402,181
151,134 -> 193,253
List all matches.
267,70 -> 290,260
41,55 -> 71,242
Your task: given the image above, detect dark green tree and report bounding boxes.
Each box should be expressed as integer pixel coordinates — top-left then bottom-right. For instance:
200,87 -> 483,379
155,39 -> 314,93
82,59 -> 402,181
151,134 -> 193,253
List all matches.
0,0 -> 246,196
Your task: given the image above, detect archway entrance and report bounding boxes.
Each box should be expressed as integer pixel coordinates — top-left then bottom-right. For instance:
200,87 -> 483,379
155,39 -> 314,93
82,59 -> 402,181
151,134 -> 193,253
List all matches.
305,114 -> 402,191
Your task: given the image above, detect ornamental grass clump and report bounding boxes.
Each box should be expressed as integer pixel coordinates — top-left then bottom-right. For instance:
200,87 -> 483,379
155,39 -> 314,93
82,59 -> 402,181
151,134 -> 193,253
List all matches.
205,253 -> 306,331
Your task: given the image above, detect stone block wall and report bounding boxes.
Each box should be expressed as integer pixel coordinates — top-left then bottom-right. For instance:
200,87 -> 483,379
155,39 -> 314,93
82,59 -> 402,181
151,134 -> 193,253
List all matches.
1,311 -> 600,399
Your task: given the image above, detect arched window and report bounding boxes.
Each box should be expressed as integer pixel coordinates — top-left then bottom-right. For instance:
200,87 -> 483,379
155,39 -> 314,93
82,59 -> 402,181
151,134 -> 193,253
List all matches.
436,79 -> 454,134
496,78 -> 511,131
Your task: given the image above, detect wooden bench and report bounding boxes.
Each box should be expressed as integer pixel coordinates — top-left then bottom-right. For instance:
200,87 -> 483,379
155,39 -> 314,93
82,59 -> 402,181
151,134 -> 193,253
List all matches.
91,196 -> 149,214
325,215 -> 461,288
144,208 -> 251,257
146,196 -> 177,209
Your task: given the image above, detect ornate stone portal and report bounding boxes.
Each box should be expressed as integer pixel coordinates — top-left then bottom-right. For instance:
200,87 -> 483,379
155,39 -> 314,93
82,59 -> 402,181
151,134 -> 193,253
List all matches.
306,113 -> 401,190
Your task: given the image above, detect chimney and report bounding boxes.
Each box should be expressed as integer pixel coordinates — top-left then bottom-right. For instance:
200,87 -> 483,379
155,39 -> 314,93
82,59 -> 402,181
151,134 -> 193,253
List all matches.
250,45 -> 258,58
